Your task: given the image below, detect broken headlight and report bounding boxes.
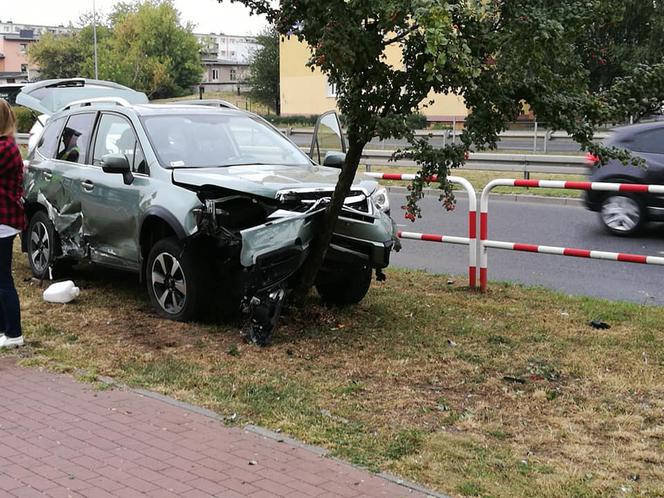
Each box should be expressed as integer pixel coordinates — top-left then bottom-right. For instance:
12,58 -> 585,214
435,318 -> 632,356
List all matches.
371,186 -> 389,212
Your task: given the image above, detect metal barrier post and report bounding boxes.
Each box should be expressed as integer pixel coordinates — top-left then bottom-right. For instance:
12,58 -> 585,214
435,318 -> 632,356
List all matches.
479,178 -> 664,292
365,172 -> 478,288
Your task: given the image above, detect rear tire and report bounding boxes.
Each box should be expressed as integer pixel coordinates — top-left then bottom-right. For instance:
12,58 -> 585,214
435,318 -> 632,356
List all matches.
145,237 -> 204,321
600,194 -> 645,236
27,211 -> 68,279
315,265 -> 373,306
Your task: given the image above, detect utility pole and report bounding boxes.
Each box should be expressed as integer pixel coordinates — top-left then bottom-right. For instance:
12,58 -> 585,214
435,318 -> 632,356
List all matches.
93,0 -> 99,79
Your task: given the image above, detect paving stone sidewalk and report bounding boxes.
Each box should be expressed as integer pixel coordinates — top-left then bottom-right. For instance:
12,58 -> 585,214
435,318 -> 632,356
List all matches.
0,357 -> 434,498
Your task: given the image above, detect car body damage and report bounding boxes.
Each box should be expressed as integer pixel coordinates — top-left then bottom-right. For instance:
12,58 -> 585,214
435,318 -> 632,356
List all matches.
179,176 -> 396,344
19,79 -> 399,345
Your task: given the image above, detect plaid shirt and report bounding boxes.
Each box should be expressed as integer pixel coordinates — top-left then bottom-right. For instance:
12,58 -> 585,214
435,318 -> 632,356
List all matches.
0,136 -> 26,231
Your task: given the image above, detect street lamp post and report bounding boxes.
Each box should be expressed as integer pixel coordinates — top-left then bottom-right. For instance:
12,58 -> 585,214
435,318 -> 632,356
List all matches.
93,0 -> 99,79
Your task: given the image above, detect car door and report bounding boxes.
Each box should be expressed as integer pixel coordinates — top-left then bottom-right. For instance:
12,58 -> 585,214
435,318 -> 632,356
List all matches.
625,127 -> 664,209
309,111 -> 347,167
37,112 -> 96,259
80,112 -> 147,270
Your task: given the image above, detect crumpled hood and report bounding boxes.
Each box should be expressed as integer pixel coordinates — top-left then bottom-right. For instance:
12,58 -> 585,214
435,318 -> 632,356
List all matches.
171,164 -> 379,198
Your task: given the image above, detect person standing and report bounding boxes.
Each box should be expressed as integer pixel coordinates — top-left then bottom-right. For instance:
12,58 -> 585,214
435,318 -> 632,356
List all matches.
0,99 -> 26,348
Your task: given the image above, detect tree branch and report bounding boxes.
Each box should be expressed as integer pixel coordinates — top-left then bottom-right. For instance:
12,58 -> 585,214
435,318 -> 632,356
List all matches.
382,24 -> 419,46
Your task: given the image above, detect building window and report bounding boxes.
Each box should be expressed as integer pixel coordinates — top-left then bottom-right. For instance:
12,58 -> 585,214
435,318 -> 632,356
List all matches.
212,69 -> 219,81
230,69 -> 236,81
20,44 -> 27,54
21,64 -> 27,72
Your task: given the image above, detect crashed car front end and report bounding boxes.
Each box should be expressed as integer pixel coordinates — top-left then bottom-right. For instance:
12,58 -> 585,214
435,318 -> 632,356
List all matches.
186,182 -> 398,344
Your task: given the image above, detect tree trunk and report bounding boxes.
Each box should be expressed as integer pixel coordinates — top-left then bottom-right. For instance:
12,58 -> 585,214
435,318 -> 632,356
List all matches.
294,137 -> 366,297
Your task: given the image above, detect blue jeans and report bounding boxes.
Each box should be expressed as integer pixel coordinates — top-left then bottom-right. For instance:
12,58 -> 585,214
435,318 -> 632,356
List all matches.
0,235 -> 21,338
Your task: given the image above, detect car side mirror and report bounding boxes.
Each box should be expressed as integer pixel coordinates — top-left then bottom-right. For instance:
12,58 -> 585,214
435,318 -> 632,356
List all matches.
323,151 -> 346,169
101,154 -> 134,185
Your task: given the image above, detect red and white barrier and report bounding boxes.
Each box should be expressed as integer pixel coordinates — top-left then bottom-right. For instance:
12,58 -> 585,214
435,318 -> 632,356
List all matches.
398,231 -> 470,246
479,179 -> 664,291
366,172 -> 478,288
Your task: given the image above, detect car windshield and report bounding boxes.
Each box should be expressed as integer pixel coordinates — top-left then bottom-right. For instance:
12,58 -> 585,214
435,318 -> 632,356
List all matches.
142,113 -> 312,168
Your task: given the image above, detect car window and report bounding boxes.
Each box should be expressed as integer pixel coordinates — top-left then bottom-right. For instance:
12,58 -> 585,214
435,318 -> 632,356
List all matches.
56,113 -> 95,164
93,113 -> 147,174
627,128 -> 664,154
142,113 -> 311,168
37,117 -> 64,159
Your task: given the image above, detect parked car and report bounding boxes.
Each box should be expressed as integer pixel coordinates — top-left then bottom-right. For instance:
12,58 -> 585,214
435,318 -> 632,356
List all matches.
17,79 -> 397,344
584,121 -> 664,236
0,83 -> 25,106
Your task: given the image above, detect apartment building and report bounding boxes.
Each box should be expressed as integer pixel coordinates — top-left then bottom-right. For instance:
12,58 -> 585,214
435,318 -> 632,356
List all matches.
0,28 -> 42,83
196,33 -> 257,91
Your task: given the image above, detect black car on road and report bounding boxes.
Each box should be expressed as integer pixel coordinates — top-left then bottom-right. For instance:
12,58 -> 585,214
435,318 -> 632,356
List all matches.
584,121 -> 664,235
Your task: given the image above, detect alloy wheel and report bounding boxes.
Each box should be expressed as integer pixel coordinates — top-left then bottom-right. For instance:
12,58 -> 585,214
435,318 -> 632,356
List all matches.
601,196 -> 642,233
30,221 -> 51,275
151,252 -> 187,315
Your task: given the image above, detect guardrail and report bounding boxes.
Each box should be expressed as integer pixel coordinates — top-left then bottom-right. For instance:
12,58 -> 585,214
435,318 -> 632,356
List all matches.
366,172 -> 478,288
360,150 -> 588,176
16,133 -> 29,145
281,126 -> 612,153
478,179 -> 664,292
372,172 -> 664,293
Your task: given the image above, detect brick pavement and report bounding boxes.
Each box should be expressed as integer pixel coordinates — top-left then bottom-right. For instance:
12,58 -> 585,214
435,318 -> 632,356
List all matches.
0,357 -> 436,498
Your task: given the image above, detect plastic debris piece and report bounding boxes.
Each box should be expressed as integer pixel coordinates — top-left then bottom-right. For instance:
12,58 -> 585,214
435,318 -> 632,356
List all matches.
43,280 -> 80,304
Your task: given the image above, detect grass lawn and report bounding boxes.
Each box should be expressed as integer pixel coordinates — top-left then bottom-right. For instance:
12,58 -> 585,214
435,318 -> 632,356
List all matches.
4,243 -> 663,497
366,165 -> 586,199
152,91 -> 272,115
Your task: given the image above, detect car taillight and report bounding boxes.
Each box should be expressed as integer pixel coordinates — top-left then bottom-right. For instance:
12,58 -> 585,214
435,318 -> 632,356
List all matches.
585,153 -> 600,166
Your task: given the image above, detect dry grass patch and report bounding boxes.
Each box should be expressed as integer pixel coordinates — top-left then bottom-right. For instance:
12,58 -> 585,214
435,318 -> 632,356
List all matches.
4,244 -> 664,497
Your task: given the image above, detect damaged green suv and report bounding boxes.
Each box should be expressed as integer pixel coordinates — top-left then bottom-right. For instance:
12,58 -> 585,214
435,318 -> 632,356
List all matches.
19,79 -> 398,343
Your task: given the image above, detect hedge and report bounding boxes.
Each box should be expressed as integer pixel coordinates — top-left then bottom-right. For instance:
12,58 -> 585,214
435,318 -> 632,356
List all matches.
12,106 -> 35,134
262,112 -> 429,130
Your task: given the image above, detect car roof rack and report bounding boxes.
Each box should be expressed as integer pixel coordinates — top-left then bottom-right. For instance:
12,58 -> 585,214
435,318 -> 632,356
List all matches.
168,99 -> 239,110
60,96 -> 133,111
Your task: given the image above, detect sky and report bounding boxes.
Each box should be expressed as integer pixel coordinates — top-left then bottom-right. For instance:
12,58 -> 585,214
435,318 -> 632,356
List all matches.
3,0 -> 269,36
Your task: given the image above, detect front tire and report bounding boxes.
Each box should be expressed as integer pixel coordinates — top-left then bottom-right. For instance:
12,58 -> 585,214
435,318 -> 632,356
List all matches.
146,237 -> 204,321
600,194 -> 645,236
315,265 -> 373,306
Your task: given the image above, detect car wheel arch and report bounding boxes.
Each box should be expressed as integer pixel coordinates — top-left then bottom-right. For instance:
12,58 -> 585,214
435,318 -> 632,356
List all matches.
139,209 -> 187,273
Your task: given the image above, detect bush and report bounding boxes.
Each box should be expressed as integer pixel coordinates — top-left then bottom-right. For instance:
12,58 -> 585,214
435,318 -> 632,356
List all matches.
261,114 -> 319,127
406,113 -> 428,130
261,111 -> 428,130
339,112 -> 427,130
12,106 -> 35,134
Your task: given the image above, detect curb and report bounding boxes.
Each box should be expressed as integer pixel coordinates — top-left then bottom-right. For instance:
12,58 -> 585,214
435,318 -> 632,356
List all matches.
386,185 -> 585,208
93,373 -> 446,498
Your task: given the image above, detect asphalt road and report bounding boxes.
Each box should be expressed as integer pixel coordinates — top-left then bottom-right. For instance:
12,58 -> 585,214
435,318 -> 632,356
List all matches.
388,192 -> 664,305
